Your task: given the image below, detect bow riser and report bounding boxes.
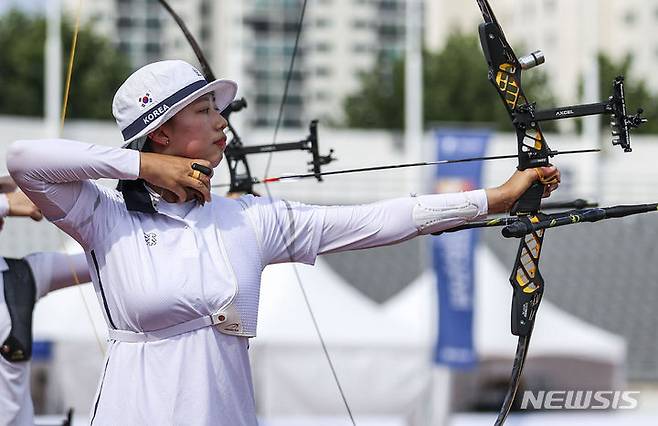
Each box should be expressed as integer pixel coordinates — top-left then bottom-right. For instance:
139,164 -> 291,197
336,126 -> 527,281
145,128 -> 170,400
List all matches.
479,21 -> 550,214
476,2 -> 553,423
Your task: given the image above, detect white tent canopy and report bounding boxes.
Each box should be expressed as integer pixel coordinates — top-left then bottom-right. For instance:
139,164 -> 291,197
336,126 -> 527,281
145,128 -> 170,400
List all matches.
251,246 -> 625,421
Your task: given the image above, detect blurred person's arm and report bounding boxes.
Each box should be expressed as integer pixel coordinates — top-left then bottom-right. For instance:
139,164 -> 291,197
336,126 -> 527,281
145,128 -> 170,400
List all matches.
4,192 -> 43,221
24,252 -> 91,298
0,176 -> 41,220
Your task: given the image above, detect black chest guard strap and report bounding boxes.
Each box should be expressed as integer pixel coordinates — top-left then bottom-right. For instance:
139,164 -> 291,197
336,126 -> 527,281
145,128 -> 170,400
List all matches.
1,258 -> 37,362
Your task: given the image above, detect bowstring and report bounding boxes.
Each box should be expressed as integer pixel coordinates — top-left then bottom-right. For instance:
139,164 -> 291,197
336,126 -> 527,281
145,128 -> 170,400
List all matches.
261,1 -> 356,424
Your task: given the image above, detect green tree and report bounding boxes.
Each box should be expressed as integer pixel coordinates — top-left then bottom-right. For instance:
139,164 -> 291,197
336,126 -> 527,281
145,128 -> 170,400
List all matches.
0,9 -> 131,119
343,33 -> 556,131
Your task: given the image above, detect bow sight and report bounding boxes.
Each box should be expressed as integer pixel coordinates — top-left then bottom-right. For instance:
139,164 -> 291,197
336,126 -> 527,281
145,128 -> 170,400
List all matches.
221,99 -> 336,194
513,75 -> 646,153
479,15 -> 646,172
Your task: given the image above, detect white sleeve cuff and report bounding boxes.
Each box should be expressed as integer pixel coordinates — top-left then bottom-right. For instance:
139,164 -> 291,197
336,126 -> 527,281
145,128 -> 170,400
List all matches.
0,194 -> 9,218
412,189 -> 488,234
122,148 -> 141,180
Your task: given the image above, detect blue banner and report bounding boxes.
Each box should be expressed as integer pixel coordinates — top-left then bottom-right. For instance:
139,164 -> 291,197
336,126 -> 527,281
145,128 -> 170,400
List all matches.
32,340 -> 52,361
433,129 -> 489,369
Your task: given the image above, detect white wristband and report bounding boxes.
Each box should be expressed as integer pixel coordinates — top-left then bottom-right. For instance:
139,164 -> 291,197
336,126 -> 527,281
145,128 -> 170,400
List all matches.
412,190 -> 488,234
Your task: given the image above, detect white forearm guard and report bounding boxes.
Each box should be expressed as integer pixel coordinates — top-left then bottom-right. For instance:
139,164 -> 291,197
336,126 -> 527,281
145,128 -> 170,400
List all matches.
412,190 -> 488,235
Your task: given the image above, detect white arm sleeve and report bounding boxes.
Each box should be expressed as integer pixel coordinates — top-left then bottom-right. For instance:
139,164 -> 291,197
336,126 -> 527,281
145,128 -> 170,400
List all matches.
6,139 -> 140,221
318,190 -> 488,254
24,252 -> 91,299
245,190 -> 487,265
242,196 -> 325,265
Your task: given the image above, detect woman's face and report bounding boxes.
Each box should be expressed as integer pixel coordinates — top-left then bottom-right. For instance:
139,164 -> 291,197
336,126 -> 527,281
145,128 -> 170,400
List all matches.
160,94 -> 228,168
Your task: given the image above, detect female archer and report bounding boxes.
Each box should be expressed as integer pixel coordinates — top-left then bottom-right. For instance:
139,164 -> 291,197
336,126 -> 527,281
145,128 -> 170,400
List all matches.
8,60 -> 559,425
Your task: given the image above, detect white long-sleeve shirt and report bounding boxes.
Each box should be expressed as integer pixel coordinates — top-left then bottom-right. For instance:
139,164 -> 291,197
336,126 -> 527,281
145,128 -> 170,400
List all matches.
0,252 -> 90,426
7,138 -> 488,425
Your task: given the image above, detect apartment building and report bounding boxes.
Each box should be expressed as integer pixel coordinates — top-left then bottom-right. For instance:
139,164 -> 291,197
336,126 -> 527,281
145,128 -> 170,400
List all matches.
426,0 -> 658,106
63,0 -> 657,127
65,0 -> 410,128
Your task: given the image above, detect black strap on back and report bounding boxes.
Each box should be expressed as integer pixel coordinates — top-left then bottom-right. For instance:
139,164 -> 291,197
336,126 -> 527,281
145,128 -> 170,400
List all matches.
1,258 -> 37,362
117,136 -> 158,214
117,179 -> 157,214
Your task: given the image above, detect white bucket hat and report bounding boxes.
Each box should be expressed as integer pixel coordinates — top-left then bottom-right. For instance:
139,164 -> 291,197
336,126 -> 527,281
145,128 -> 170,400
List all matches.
112,60 -> 237,148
